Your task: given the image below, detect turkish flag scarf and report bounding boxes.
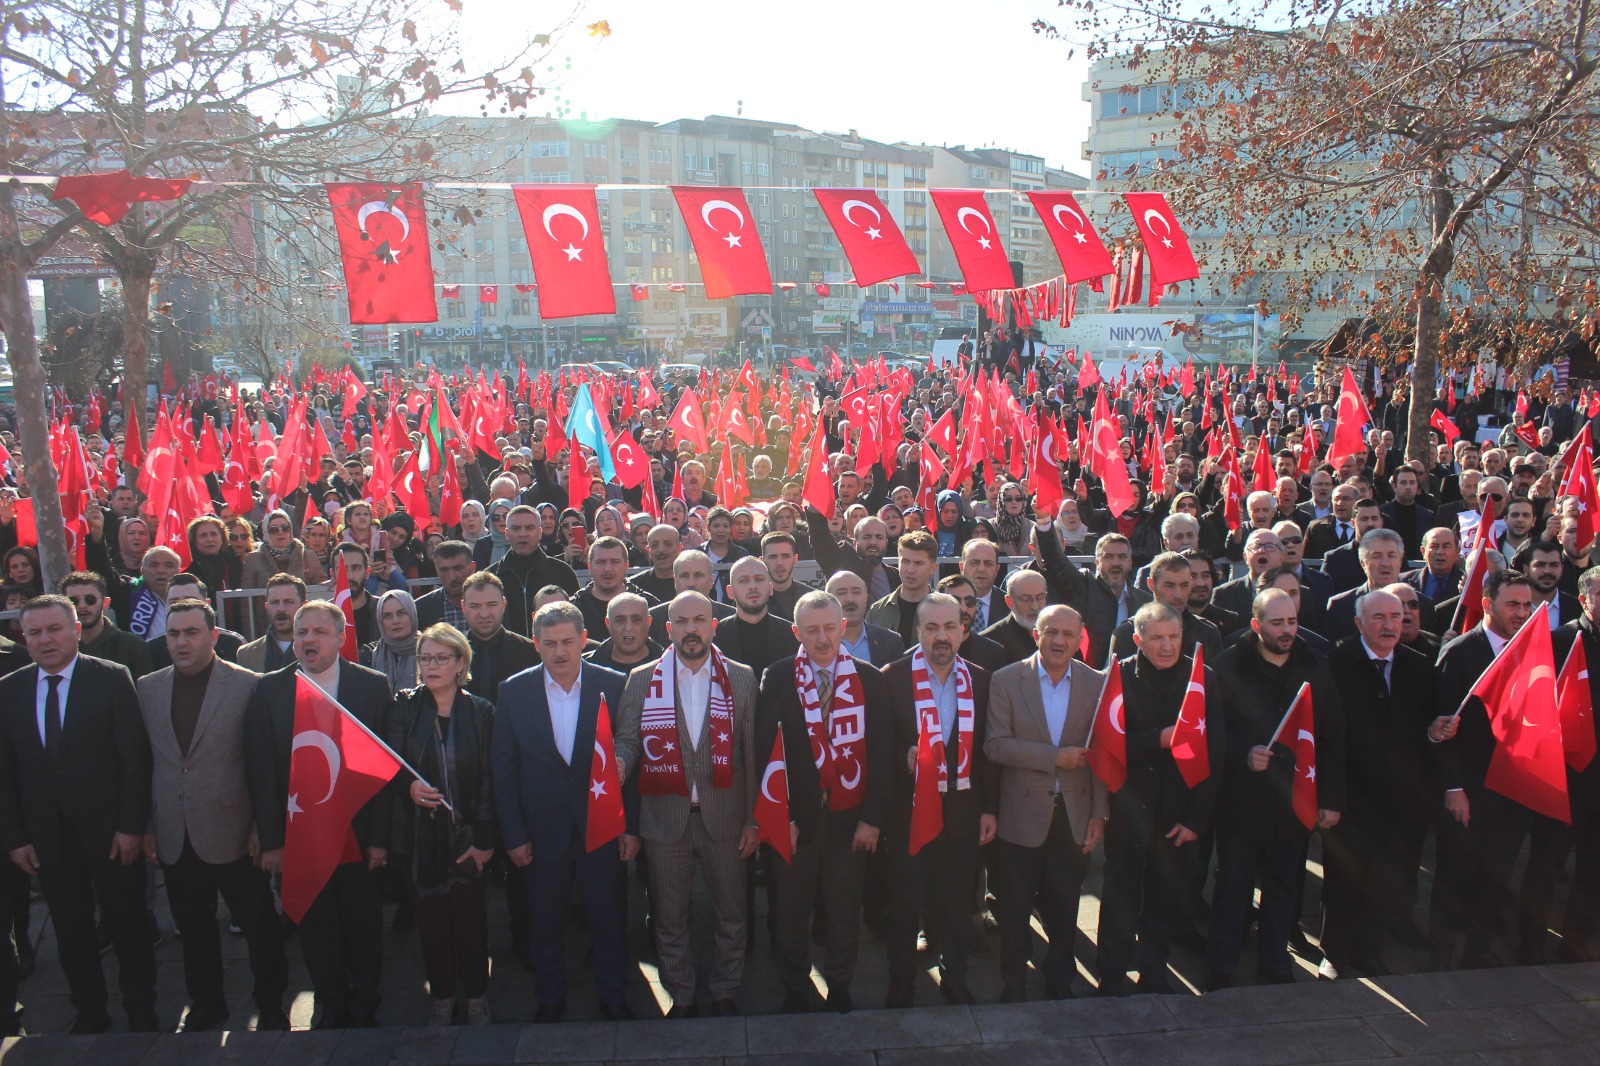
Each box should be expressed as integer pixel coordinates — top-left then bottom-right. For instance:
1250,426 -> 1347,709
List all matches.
326,183 -> 439,325
795,649 -> 867,812
637,646 -> 736,796
908,646 -> 974,854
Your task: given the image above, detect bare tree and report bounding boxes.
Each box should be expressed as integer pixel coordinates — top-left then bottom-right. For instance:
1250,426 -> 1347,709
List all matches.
1037,0 -> 1600,459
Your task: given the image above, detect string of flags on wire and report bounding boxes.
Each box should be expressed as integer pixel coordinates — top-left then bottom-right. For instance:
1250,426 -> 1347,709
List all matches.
47,171 -> 1201,327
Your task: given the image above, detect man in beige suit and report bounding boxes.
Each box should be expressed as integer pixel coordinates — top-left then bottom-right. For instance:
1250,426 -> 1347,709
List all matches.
984,604 -> 1108,1002
137,598 -> 289,1032
236,574 -> 305,673
616,591 -> 758,1018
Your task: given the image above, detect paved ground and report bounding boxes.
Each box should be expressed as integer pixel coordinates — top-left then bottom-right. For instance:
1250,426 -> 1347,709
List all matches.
2,837 -> 1599,1063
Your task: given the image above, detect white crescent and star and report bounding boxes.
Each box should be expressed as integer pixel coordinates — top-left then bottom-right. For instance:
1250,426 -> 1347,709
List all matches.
541,203 -> 590,262
955,206 -> 994,250
291,730 -> 342,806
835,758 -> 863,792
1051,203 -> 1092,245
357,201 -> 410,257
760,762 -> 786,804
701,199 -> 746,248
841,198 -> 884,240
642,735 -> 668,762
1109,694 -> 1126,735
1142,208 -> 1176,249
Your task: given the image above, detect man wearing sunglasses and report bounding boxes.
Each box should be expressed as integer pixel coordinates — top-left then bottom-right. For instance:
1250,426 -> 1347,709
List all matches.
1272,520 -> 1332,635
61,571 -> 154,680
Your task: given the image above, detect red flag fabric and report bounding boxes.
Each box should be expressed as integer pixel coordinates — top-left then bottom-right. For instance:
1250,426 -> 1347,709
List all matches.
1560,433 -> 1599,552
332,554 -> 361,662
586,696 -> 627,852
1077,355 -> 1103,390
1269,683 -> 1319,832
1430,408 -> 1461,445
1029,190 -> 1114,284
754,731 -> 793,863
326,183 -> 439,325
1512,422 -> 1542,450
1032,409 -> 1066,515
513,185 -> 618,318
1122,192 -> 1201,292
630,284 -> 649,302
608,429 -> 650,490
569,430 -> 589,512
1251,438 -> 1275,494
1557,637 -> 1596,773
1091,389 -> 1138,518
665,389 -> 709,455
1170,645 -> 1211,788
635,371 -> 662,410
1087,664 -> 1128,792
926,409 -> 957,458
1452,520 -> 1498,635
800,424 -> 835,520
671,187 -> 772,299
813,188 -> 921,287
909,690 -> 945,855
281,675 -> 403,922
52,169 -> 191,226
1328,367 -> 1371,471
438,453 -> 464,527
929,190 -> 1014,291
122,404 -> 145,468
1468,603 -> 1570,823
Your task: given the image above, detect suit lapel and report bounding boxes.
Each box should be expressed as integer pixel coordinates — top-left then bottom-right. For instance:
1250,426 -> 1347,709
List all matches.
147,667 -> 183,763
526,666 -> 561,763
59,659 -> 94,760
15,666 -> 47,759
1018,654 -> 1051,742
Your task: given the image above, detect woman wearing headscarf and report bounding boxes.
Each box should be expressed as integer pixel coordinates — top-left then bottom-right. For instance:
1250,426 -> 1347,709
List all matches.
471,499 -> 514,570
386,623 -> 496,1026
933,488 -> 973,557
534,502 -> 562,557
991,480 -> 1033,556
365,589 -> 421,693
116,516 -> 153,577
240,508 -> 326,587
458,501 -> 488,550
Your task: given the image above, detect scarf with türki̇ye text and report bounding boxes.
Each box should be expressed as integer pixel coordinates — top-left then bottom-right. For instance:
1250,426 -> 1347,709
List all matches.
638,645 -> 735,796
794,649 -> 867,811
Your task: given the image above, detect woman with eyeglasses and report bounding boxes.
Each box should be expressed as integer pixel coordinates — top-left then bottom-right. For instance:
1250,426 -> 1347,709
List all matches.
992,481 -> 1032,556
241,508 -> 327,628
386,623 -> 497,1027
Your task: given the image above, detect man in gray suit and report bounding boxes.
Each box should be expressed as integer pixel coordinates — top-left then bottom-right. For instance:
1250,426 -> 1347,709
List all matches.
984,604 -> 1109,1002
616,591 -> 759,1018
137,598 -> 289,1032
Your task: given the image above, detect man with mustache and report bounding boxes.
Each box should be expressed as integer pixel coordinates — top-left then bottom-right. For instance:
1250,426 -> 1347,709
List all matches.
236,574 -> 305,672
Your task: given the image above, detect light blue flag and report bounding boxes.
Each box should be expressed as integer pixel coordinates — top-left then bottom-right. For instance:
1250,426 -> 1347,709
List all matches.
564,384 -> 618,484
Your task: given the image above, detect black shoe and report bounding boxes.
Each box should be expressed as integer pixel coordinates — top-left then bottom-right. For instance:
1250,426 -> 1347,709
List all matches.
598,1001 -> 634,1021
352,1011 -> 379,1029
533,1001 -> 567,1024
1461,948 -> 1506,970
179,1003 -> 229,1033
313,1010 -> 353,1030
1136,971 -> 1175,996
127,1008 -> 161,1033
665,999 -> 698,1019
255,1006 -> 291,1031
780,989 -> 813,1014
1000,985 -> 1027,1004
825,986 -> 853,1014
1098,974 -> 1131,998
710,998 -> 739,1017
1352,956 -> 1392,978
1258,971 -> 1295,986
1045,983 -> 1075,1001
938,978 -> 976,1006
1391,923 -> 1429,951
69,1010 -> 111,1035
1204,972 -> 1233,993
1288,925 -> 1313,955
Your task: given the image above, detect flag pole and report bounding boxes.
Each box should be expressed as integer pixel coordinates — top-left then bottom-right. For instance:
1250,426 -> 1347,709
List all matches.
1269,682 -> 1311,749
1451,601 -> 1548,722
315,681 -> 455,813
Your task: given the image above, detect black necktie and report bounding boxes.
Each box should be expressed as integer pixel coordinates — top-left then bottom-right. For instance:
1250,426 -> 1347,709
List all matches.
1373,658 -> 1389,694
44,675 -> 63,759
1338,522 -> 1349,541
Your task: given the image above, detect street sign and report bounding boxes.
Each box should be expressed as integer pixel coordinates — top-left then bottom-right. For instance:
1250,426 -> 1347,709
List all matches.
761,326 -> 772,339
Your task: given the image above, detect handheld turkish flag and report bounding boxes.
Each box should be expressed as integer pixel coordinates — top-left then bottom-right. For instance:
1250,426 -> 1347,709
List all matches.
1032,409 -> 1066,515
1251,437 -> 1275,494
1030,190 -> 1114,284
1463,604 -> 1571,822
754,731 -> 793,863
281,675 -> 404,922
1328,367 -> 1371,471
1269,682 -> 1318,832
1087,663 -> 1128,792
608,429 -> 650,490
1092,389 -> 1138,518
1170,644 -> 1211,788
326,183 -> 439,325
666,389 -> 709,455
909,697 -> 945,855
513,185 -> 617,318
1122,192 -> 1201,299
635,370 -> 662,410
332,553 -> 361,662
671,187 -> 773,298
813,189 -> 921,287
926,408 -> 958,458
1451,517 -> 1499,635
1512,422 -> 1541,451
1559,434 -> 1599,552
1557,637 -> 1596,772
929,190 -> 1015,292
586,696 -> 627,852
1430,408 -> 1461,445
800,423 -> 835,520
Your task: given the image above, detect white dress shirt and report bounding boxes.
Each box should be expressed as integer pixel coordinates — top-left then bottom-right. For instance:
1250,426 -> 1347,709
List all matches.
678,656 -> 713,802
544,671 -> 582,765
304,661 -> 340,700
35,655 -> 78,747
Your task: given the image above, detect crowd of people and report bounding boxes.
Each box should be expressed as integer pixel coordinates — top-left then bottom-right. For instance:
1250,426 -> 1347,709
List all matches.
0,350 -> 1594,1036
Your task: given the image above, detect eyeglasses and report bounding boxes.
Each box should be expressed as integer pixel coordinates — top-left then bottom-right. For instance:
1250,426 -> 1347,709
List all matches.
266,525 -> 291,534
228,532 -> 250,540
1279,535 -> 1303,546
66,594 -> 99,606
417,654 -> 459,666
1486,493 -> 1506,502
1001,496 -> 1026,504
955,595 -> 979,607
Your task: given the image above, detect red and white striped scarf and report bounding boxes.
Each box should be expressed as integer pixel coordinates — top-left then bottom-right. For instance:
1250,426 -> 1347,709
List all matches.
794,649 -> 867,811
910,645 -> 974,793
638,645 -> 736,796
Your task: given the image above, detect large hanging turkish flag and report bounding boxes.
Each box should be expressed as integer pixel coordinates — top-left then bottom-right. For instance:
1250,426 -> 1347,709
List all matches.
1123,192 -> 1201,295
929,190 -> 1014,292
327,183 -> 438,324
1029,191 -> 1114,284
513,185 -> 617,318
813,189 -> 921,287
671,187 -> 772,299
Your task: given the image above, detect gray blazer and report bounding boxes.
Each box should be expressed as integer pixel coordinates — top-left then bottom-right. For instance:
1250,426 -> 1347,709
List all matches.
614,653 -> 758,846
136,657 -> 262,866
983,654 -> 1110,849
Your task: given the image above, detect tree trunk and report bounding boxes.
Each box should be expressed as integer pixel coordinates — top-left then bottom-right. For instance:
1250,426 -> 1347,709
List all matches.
117,256 -> 155,439
1407,287 -> 1442,465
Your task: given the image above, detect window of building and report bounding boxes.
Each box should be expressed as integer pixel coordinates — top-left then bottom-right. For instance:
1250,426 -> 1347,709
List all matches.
511,297 -> 532,316
756,162 -> 769,176
446,301 -> 466,320
651,236 -> 674,254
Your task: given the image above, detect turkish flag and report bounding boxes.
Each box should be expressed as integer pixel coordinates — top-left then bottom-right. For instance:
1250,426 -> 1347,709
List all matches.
608,429 -> 650,489
636,370 -> 662,410
1122,192 -> 1201,295
754,731 -> 793,863
926,408 -> 957,458
122,404 -> 145,468
1328,367 -> 1371,471
1430,407 -> 1461,444
630,284 -> 649,302
1077,355 -> 1103,390
813,188 -> 921,287
665,389 -> 708,454
671,187 -> 772,299
1513,421 -> 1542,450
1451,520 -> 1499,635
909,697 -> 945,856
438,452 -> 464,526
1467,603 -> 1570,823
930,190 -> 1013,291
1557,637 -> 1596,772
52,169 -> 191,226
1029,190 -> 1114,284
326,183 -> 438,325
513,185 -> 618,318
1032,409 -> 1066,514
196,417 -> 225,476
1091,389 -> 1138,518
332,553 -> 362,662
1251,437 -> 1275,493
586,696 -> 627,852
1170,645 -> 1211,787
1560,434 -> 1599,551
393,448 -> 433,523
281,675 -> 403,922
1087,663 -> 1128,792
1269,682 -> 1319,832
917,439 -> 947,517
479,284 -> 498,304
801,424 -> 835,520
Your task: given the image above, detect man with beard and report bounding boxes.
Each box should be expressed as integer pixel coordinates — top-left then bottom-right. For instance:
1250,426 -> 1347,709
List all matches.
761,533 -> 804,622
714,557 -> 800,676
865,531 -> 938,649
586,592 -> 661,673
1184,550 -> 1243,637
1500,497 -> 1539,560
1514,540 -> 1581,627
414,540 -> 476,630
755,591 -> 891,1014
808,511 -> 899,601
1109,553 -> 1222,663
237,575 -> 306,673
982,570 -> 1051,665
61,571 -> 153,679
1205,589 -> 1343,990
826,571 -> 905,668
882,594 -> 996,1008
647,551 -> 737,645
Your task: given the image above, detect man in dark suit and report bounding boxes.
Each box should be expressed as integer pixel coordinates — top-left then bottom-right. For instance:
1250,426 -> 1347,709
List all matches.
714,557 -> 800,677
0,595 -> 157,1034
1185,551 -> 1244,637
982,569 -> 1050,666
1303,484 -> 1360,561
647,550 -> 736,645
882,593 -> 997,1008
939,574 -> 1009,676
1402,528 -> 1465,603
755,591 -> 891,1014
414,540 -> 476,630
1211,530 -> 1286,621
1273,520 -> 1333,635
461,572 -> 539,704
824,571 -> 905,668
1516,541 -> 1582,627
1325,530 -> 1435,642
1379,466 -> 1435,560
1321,498 -> 1385,595
494,601 -> 634,1023
1112,552 -> 1223,663
245,601 -> 394,1028
1541,569 -> 1600,962
1429,569 -> 1537,969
